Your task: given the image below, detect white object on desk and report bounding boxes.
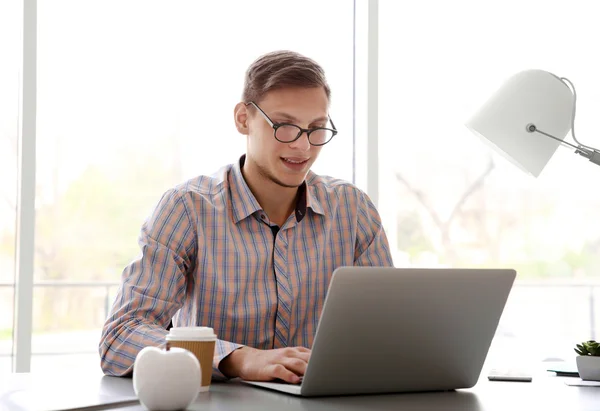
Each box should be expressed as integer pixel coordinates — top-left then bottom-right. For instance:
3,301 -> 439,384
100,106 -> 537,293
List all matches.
0,373 -> 139,411
576,356 -> 600,382
487,368 -> 532,382
133,346 -> 201,411
565,379 -> 600,387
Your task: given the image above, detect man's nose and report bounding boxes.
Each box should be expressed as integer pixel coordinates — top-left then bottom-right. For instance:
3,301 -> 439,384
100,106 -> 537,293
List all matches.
288,131 -> 311,151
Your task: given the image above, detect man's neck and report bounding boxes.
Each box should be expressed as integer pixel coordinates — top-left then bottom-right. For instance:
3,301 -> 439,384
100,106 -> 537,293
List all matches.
241,161 -> 300,227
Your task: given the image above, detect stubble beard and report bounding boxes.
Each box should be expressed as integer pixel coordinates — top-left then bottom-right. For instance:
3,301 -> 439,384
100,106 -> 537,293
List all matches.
257,161 -> 304,189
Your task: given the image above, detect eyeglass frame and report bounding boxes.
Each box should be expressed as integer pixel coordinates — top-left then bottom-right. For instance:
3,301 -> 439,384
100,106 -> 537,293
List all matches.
245,101 -> 338,146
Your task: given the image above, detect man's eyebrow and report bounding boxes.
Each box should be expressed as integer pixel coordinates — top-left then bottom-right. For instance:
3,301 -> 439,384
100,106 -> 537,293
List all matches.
271,112 -> 329,124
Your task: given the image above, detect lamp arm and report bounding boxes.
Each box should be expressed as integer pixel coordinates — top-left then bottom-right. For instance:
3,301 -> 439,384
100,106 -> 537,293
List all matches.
575,147 -> 600,166
530,126 -> 600,167
526,75 -> 600,168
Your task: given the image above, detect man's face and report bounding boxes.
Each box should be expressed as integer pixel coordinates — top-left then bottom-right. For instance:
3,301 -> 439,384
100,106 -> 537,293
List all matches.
244,87 -> 329,188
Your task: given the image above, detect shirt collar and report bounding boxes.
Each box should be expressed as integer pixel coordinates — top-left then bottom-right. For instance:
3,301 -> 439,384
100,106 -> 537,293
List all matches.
230,155 -> 325,224
304,171 -> 325,217
229,155 -> 262,224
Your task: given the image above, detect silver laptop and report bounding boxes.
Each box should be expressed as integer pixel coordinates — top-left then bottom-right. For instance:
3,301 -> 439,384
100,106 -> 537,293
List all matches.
241,267 -> 516,397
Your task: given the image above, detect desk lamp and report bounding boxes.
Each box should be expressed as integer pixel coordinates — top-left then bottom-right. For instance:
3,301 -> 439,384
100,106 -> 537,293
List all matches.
465,69 -> 600,177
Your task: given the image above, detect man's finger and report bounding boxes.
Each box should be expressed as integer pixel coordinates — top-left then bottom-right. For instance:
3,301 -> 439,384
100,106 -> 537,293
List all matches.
287,350 -> 310,363
281,357 -> 308,376
270,364 -> 301,384
294,346 -> 311,353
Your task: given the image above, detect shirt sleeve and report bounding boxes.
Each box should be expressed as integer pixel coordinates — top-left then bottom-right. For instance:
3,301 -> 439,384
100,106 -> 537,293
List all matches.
353,189 -> 395,267
98,188 -> 250,380
212,340 -> 245,380
98,188 -> 196,376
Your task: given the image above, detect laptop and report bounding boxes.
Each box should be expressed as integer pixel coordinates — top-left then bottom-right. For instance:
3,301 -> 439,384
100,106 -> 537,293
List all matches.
241,266 -> 516,397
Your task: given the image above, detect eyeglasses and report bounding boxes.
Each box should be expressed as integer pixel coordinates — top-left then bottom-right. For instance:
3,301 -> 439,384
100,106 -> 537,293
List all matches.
246,101 -> 338,146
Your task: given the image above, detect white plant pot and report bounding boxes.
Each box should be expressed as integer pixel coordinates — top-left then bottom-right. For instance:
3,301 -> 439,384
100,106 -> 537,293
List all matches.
576,356 -> 600,381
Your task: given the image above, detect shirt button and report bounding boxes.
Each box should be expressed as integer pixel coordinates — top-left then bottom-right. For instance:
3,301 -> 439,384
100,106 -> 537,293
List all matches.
261,214 -> 266,220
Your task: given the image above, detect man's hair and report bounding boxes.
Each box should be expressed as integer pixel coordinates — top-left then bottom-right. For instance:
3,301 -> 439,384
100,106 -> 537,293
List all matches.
242,50 -> 331,103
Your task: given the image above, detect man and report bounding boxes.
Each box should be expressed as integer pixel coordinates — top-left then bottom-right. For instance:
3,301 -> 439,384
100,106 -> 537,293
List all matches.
99,50 -> 393,384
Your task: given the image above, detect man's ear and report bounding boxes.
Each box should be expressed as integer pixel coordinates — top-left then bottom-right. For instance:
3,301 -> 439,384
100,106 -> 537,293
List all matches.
234,102 -> 249,135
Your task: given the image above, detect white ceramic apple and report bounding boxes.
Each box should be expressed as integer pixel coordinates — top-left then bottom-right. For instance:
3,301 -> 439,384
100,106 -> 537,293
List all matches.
133,346 -> 201,411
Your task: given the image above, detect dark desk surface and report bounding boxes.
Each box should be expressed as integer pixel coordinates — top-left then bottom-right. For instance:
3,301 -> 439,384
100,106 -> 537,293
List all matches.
1,370 -> 599,411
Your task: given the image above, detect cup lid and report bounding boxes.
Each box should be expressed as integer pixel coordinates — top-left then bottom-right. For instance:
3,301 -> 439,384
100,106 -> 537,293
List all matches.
166,326 -> 217,340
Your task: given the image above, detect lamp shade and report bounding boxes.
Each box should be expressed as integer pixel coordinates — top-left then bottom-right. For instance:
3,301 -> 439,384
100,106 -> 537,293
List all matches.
466,70 -> 574,177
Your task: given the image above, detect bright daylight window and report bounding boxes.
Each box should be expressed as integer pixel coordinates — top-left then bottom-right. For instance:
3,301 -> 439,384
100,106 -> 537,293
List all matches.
380,0 -> 600,365
0,0 -> 22,373
31,1 -> 354,371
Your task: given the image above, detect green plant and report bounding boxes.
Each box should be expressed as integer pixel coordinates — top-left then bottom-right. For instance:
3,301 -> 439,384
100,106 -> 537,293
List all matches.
575,340 -> 600,356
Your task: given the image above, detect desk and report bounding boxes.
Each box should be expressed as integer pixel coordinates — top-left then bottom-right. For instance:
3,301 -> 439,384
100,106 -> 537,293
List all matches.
1,371 -> 599,411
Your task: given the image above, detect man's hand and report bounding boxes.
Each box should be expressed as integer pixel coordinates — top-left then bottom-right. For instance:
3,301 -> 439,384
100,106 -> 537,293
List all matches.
219,346 -> 311,384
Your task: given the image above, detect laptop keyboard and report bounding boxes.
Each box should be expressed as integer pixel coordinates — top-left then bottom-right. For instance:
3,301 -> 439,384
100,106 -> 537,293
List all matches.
274,376 -> 303,385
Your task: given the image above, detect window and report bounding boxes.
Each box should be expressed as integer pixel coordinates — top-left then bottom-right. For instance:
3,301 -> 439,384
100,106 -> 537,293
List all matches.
0,0 -> 22,373
380,0 -> 600,365
32,0 -> 354,371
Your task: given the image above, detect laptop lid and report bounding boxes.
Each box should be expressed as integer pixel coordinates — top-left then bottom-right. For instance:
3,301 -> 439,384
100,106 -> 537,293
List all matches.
300,267 -> 516,396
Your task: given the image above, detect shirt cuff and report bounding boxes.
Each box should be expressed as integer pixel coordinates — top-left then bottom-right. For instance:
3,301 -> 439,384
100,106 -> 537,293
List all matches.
212,340 -> 245,380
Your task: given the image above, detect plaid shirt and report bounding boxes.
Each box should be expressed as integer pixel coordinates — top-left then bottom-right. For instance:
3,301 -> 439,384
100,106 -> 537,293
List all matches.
99,155 -> 393,379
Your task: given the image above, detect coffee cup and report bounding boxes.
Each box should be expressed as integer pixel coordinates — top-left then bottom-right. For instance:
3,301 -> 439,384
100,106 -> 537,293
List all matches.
166,327 -> 217,392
